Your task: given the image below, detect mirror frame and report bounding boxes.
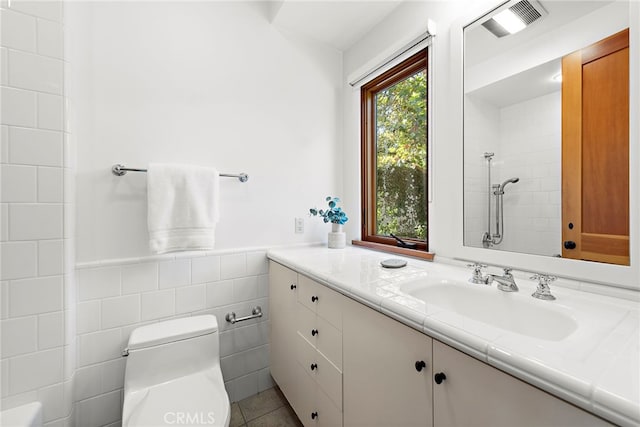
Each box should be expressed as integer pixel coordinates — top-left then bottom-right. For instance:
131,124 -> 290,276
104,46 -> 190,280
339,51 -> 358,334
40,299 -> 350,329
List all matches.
451,0 -> 639,290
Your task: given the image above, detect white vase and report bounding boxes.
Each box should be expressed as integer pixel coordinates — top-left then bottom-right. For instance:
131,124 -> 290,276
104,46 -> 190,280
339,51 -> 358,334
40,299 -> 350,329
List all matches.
328,223 -> 346,249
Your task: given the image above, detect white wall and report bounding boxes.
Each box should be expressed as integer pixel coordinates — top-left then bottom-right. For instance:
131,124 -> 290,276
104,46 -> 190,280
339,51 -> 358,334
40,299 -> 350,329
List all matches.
64,2 -> 345,424
1,1 -> 76,425
70,1 -> 344,264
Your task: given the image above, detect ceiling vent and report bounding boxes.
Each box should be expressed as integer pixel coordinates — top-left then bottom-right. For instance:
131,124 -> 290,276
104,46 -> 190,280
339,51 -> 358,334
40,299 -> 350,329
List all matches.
482,0 -> 547,38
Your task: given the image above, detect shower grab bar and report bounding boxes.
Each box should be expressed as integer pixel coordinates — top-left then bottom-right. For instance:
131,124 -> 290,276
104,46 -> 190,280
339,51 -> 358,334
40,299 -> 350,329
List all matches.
225,306 -> 263,324
111,164 -> 249,183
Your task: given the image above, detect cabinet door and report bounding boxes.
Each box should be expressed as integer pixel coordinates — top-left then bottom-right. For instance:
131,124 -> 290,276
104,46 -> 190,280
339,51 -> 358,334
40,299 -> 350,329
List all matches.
343,298 -> 433,427
432,340 -> 612,427
269,262 -> 298,400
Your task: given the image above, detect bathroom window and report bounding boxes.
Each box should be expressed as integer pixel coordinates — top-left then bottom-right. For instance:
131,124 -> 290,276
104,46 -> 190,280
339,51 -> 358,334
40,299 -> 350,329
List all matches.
357,49 -> 430,255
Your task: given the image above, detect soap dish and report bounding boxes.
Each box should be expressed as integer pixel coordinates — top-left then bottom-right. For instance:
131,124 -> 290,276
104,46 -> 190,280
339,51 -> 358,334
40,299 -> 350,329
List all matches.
381,258 -> 407,269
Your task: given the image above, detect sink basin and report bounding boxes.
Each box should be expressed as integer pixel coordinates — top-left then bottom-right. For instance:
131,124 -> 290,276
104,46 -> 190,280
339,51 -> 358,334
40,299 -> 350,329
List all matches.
399,279 -> 578,341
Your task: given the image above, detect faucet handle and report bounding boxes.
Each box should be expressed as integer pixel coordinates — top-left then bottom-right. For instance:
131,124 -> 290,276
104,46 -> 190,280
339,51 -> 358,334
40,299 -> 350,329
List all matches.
467,263 -> 489,285
502,267 -> 513,276
467,262 -> 487,271
530,274 -> 557,300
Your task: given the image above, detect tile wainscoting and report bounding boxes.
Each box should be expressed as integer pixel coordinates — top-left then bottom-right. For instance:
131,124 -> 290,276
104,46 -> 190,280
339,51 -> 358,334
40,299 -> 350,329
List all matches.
74,248 -> 272,427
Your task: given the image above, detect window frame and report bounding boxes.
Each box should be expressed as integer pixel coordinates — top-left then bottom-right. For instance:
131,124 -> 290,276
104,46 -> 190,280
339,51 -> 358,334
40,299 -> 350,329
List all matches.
357,48 -> 431,256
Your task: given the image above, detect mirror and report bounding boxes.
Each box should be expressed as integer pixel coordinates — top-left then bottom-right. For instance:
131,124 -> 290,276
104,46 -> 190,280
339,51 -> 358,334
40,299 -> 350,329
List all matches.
463,0 -> 630,265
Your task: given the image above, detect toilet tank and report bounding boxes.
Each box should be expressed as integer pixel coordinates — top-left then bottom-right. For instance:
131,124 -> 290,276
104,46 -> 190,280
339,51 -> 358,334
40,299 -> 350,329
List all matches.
124,315 -> 221,393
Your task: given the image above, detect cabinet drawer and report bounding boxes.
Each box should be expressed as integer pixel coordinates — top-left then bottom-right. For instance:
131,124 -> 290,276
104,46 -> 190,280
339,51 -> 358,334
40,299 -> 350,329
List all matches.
316,315 -> 342,370
297,302 -> 317,343
298,275 -> 343,331
316,349 -> 342,411
317,386 -> 343,427
297,332 -> 319,376
296,332 -> 343,411
290,360 -> 318,427
297,302 -> 342,370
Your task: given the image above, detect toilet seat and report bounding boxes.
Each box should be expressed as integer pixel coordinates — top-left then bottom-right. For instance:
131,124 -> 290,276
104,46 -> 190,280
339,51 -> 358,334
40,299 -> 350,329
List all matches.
123,369 -> 230,427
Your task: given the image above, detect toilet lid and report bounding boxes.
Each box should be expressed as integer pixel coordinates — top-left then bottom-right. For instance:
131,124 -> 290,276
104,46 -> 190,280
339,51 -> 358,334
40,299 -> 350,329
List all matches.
123,370 -> 230,427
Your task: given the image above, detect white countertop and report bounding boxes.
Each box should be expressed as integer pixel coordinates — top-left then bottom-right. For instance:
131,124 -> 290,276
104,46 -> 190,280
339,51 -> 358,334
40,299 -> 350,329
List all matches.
267,245 -> 640,427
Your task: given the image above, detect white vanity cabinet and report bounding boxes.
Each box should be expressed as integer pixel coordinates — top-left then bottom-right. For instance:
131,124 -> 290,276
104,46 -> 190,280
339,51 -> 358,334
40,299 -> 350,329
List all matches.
268,261 -> 299,400
432,340 -> 612,427
270,261 -> 612,427
270,262 -> 343,427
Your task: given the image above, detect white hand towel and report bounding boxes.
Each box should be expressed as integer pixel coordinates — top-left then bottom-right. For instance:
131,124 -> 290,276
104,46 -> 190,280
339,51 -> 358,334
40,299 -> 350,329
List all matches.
147,163 -> 220,254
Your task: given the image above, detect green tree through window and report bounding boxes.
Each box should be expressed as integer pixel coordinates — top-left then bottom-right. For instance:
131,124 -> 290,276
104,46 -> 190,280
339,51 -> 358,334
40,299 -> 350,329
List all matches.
360,49 -> 428,251
375,70 -> 427,240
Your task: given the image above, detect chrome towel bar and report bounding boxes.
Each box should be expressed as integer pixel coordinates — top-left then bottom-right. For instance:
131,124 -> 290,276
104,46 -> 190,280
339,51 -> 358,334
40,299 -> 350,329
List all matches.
111,164 -> 249,183
225,306 -> 262,324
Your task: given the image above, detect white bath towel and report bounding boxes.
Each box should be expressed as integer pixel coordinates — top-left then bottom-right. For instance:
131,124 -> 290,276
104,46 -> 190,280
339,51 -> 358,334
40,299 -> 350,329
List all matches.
147,163 -> 220,254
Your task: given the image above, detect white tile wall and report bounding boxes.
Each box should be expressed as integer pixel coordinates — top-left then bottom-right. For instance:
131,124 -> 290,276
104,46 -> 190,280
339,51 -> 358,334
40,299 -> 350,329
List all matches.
1,2 -> 74,425
1,164 -> 37,202
9,204 -> 63,240
38,239 -> 64,276
36,19 -> 64,59
1,87 -> 37,127
37,93 -> 64,131
140,288 -> 175,321
221,253 -> 247,280
1,241 -> 38,280
9,347 -> 63,394
0,49 -> 7,87
1,316 -> 38,357
191,254 -> 220,284
101,295 -> 139,329
0,8 -> 37,52
38,311 -> 65,350
37,382 -> 65,423
121,262 -> 157,295
77,266 -> 120,301
73,249 -> 271,424
9,276 -> 63,316
75,389 -> 121,427
7,49 -> 63,94
9,0 -> 63,22
8,127 -> 63,166
76,300 -> 100,335
158,259 -> 191,289
175,284 -> 206,314
78,329 -> 122,367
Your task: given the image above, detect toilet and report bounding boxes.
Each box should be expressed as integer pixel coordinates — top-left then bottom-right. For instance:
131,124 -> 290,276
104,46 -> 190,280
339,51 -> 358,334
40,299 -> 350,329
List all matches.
122,315 -> 230,427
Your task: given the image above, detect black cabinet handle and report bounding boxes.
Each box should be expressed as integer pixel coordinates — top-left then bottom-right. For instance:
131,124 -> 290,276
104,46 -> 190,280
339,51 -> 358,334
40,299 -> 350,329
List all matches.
311,295 -> 319,302
434,372 -> 447,384
311,329 -> 318,336
564,240 -> 576,250
290,284 -> 296,290
415,360 -> 426,372
310,363 -> 318,371
311,412 -> 318,420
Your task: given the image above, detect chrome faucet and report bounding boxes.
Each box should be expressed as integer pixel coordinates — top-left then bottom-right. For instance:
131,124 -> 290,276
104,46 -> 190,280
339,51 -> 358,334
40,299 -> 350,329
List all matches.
487,267 -> 518,292
467,263 -> 489,285
531,274 -> 557,300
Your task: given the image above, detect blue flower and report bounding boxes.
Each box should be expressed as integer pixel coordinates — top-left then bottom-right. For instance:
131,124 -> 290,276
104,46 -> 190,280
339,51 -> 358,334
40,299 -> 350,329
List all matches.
309,196 -> 349,225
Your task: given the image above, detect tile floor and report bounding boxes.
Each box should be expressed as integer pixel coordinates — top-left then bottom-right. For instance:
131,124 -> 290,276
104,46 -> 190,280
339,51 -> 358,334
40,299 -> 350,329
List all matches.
231,387 -> 303,427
